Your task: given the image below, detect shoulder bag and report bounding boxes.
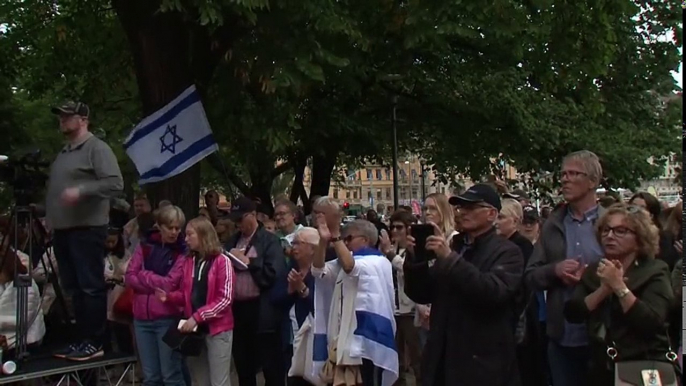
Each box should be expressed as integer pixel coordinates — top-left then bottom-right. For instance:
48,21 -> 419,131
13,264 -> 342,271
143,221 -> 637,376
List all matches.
603,300 -> 681,386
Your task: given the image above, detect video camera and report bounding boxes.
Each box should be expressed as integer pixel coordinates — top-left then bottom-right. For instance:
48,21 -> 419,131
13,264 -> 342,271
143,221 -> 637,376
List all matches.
0,149 -> 50,206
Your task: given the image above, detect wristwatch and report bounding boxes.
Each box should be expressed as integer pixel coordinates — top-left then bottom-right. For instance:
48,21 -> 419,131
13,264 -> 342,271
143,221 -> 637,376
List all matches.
330,236 -> 342,243
615,287 -> 631,299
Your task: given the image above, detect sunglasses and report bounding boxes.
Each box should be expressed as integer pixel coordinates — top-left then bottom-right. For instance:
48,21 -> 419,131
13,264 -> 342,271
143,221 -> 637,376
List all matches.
390,225 -> 405,231
344,234 -> 365,243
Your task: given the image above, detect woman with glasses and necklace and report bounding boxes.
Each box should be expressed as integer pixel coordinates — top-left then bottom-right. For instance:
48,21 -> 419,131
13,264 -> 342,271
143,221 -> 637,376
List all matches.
564,204 -> 676,386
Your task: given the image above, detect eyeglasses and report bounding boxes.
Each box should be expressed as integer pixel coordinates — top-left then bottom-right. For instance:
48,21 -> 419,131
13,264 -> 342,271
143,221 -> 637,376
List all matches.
274,211 -> 291,218
457,204 -> 494,212
626,205 -> 643,214
559,170 -> 588,179
390,225 -> 405,231
601,226 -> 635,238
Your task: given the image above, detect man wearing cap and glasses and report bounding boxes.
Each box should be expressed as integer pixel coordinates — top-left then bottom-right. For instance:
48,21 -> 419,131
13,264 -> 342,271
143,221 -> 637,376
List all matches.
46,101 -> 123,361
403,183 -> 524,386
520,205 -> 541,244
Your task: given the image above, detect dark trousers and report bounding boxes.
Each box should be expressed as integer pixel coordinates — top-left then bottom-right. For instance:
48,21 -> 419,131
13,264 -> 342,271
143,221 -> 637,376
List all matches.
53,226 -> 108,346
361,359 -> 382,386
547,341 -> 589,386
109,321 -> 135,355
394,314 -> 422,386
233,300 -> 285,386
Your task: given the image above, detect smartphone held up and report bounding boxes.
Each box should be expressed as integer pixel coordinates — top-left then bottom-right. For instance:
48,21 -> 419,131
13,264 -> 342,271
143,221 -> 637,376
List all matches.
410,224 -> 437,263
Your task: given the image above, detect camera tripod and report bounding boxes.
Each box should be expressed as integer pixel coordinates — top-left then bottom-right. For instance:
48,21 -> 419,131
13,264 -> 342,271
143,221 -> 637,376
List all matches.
1,204 -> 68,361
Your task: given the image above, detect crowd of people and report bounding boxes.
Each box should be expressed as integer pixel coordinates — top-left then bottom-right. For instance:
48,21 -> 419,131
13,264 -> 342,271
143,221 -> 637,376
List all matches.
0,102 -> 682,386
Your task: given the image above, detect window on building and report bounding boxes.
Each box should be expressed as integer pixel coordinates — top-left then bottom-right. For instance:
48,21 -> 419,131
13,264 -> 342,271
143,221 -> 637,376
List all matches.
376,169 -> 382,180
376,189 -> 382,200
346,190 -> 351,199
441,187 -> 446,194
367,190 -> 372,199
385,188 -> 391,199
353,191 -> 358,199
400,169 -> 407,180
385,169 -> 391,180
366,169 -> 372,180
333,188 -> 339,199
411,188 -> 418,198
411,169 -> 418,180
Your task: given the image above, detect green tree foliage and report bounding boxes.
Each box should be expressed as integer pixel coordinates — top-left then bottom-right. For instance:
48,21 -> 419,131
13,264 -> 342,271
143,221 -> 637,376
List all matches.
0,0 -> 681,214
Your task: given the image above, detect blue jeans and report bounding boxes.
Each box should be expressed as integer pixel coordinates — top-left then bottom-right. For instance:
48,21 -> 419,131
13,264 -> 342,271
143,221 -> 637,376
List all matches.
134,318 -> 185,386
547,341 -> 589,386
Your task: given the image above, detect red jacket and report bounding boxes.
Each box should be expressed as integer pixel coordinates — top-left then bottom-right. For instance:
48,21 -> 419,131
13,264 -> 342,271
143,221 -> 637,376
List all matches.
168,253 -> 235,336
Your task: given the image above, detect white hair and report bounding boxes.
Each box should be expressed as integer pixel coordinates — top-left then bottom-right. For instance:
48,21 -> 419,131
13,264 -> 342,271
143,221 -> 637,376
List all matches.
563,150 -> 603,187
500,198 -> 523,221
342,220 -> 378,247
295,227 -> 320,245
314,196 -> 340,210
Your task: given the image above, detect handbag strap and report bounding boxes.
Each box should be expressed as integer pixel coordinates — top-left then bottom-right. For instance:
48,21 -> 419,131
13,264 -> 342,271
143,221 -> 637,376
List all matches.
602,296 -> 678,364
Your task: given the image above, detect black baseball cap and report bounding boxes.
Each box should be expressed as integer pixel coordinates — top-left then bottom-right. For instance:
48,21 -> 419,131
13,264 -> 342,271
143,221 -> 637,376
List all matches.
51,101 -> 90,117
449,183 -> 502,211
229,196 -> 257,222
522,205 -> 540,223
504,188 -> 530,201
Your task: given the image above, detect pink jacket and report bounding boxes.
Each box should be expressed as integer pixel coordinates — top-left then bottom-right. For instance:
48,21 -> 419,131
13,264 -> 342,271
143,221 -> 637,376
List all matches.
168,253 -> 235,336
125,244 -> 184,321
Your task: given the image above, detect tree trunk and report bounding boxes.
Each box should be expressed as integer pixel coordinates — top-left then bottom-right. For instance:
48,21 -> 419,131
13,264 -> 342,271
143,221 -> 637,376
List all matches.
289,157 -> 307,204
307,153 -> 337,213
113,1 -> 200,218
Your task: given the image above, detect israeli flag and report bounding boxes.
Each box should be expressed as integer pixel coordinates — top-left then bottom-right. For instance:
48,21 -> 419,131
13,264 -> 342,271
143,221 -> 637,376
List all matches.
123,85 -> 218,185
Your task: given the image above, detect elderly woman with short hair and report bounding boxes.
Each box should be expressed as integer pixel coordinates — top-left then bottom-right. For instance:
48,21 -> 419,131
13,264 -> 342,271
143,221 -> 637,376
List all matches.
564,204 -> 676,386
272,227 -> 319,386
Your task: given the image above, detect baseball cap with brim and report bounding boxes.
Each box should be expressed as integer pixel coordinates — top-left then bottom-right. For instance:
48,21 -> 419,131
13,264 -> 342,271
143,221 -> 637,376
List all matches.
51,101 -> 90,117
228,196 -> 257,222
522,205 -> 540,223
504,189 -> 529,201
449,183 -> 502,211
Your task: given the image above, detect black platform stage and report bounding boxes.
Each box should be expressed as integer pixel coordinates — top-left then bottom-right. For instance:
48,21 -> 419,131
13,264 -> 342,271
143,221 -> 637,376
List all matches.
0,352 -> 137,385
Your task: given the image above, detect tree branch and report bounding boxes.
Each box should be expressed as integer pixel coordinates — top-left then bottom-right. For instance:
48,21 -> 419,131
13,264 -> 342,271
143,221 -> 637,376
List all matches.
271,161 -> 292,178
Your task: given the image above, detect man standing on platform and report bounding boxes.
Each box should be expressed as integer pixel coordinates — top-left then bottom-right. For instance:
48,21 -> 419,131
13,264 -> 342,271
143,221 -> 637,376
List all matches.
46,101 -> 123,361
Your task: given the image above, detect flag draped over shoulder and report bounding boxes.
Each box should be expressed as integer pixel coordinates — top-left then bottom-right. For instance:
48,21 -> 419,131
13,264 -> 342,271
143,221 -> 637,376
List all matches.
123,85 -> 218,185
312,247 -> 399,386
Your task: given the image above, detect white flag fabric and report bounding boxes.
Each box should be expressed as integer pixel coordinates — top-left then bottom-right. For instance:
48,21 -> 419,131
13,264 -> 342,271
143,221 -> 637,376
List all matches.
123,85 -> 218,185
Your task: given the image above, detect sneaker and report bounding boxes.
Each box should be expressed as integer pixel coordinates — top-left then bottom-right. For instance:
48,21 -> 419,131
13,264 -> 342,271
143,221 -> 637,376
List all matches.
53,343 -> 81,359
66,341 -> 104,361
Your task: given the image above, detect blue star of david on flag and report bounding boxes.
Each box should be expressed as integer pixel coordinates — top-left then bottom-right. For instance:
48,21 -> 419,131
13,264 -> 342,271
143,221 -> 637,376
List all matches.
160,124 -> 183,154
123,85 -> 219,185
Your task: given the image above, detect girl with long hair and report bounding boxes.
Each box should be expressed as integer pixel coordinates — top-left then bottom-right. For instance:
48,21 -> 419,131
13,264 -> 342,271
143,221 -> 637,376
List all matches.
158,217 -> 235,386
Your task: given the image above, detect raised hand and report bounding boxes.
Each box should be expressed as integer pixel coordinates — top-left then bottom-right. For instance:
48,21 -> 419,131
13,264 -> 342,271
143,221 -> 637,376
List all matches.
379,229 -> 393,257
425,222 -> 451,258
316,213 -> 332,241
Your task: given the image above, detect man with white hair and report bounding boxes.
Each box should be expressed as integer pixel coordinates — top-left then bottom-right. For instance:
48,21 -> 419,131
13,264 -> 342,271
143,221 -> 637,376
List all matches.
524,150 -> 606,386
311,215 -> 398,386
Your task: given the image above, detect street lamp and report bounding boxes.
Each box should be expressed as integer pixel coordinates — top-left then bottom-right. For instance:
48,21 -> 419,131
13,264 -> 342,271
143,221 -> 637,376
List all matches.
420,159 -> 426,202
405,160 -> 411,204
391,95 -> 399,210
